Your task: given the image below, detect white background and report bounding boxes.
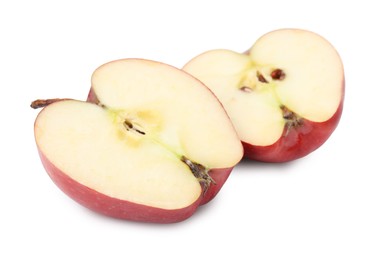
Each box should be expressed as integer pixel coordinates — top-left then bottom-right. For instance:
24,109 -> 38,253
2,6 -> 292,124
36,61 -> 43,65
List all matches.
1,0 -> 375,259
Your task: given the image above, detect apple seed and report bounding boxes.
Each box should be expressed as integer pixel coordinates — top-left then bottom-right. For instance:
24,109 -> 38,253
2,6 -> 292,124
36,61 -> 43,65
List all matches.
257,71 -> 269,83
240,71 -> 269,93
123,119 -> 145,135
271,69 -> 286,80
181,156 -> 216,194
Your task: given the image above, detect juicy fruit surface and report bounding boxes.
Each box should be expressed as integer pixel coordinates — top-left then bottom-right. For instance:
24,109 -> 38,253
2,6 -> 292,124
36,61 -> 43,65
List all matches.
91,59 -> 243,167
35,59 -> 243,210
249,29 -> 343,122
35,101 -> 201,210
183,29 -> 344,146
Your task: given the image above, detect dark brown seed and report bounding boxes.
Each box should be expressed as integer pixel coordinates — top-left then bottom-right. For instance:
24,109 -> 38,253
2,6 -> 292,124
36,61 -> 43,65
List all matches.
124,120 -> 145,135
257,71 -> 268,83
271,69 -> 286,80
135,129 -> 146,135
124,120 -> 133,130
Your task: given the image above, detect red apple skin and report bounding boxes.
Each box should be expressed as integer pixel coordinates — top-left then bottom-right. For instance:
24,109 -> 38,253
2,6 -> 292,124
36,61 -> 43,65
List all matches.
199,167 -> 232,205
87,88 -> 99,104
243,85 -> 344,163
36,143 -> 233,223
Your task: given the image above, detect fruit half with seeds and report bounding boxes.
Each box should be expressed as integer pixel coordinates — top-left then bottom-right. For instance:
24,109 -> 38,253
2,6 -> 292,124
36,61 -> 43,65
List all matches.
33,59 -> 243,223
183,29 -> 344,162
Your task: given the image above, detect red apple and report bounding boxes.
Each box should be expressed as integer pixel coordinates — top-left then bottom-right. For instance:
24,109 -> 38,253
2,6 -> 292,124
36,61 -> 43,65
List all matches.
183,29 -> 344,162
33,59 -> 243,223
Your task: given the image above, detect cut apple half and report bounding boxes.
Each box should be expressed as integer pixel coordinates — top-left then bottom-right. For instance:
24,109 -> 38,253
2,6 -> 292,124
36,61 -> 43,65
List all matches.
34,59 -> 243,223
183,29 -> 344,162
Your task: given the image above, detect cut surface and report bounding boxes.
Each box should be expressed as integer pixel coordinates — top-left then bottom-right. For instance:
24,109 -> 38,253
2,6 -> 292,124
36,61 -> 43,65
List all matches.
249,29 -> 343,122
35,59 -> 243,210
91,59 -> 243,167
36,101 -> 201,210
183,29 -> 344,146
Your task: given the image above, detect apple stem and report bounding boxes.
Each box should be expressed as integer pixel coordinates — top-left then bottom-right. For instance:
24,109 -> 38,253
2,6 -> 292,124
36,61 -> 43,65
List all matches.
30,98 -> 69,109
181,156 -> 216,194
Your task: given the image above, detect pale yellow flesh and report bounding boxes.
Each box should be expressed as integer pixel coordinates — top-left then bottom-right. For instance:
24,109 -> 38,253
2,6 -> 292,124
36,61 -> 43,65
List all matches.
35,60 -> 243,210
36,101 -> 201,209
92,59 -> 243,167
183,29 -> 344,146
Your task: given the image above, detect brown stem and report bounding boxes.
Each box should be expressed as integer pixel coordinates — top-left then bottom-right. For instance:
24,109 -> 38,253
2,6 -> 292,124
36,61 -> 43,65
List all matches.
30,98 -> 69,109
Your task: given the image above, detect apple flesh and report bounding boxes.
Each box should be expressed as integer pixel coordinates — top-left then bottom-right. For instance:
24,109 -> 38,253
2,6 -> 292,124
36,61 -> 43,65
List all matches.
183,29 -> 344,162
33,59 -> 243,223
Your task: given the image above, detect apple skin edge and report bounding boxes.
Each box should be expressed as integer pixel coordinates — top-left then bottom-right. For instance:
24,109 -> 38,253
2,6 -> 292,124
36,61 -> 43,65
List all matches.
87,88 -> 100,105
36,147 -> 232,223
243,82 -> 345,163
199,167 -> 232,205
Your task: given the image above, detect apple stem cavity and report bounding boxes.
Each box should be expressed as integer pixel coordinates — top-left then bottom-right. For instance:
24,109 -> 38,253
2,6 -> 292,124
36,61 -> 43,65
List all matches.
30,98 -> 69,109
181,156 -> 216,194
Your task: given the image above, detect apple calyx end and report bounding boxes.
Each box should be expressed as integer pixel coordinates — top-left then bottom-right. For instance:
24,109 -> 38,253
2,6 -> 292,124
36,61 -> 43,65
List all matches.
180,156 -> 216,194
239,68 -> 285,93
281,105 -> 303,135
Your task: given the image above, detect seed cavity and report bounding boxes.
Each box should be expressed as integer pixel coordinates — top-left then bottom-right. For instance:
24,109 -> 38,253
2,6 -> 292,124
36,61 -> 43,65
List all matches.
240,68 -> 285,93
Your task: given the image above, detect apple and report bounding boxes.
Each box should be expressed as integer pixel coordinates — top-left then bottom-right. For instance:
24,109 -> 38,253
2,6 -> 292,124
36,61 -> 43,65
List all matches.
183,29 -> 344,162
32,59 -> 243,223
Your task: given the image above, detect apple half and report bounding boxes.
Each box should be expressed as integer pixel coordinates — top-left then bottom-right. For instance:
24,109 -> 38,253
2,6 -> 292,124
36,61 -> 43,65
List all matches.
183,29 -> 344,162
33,59 -> 243,223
